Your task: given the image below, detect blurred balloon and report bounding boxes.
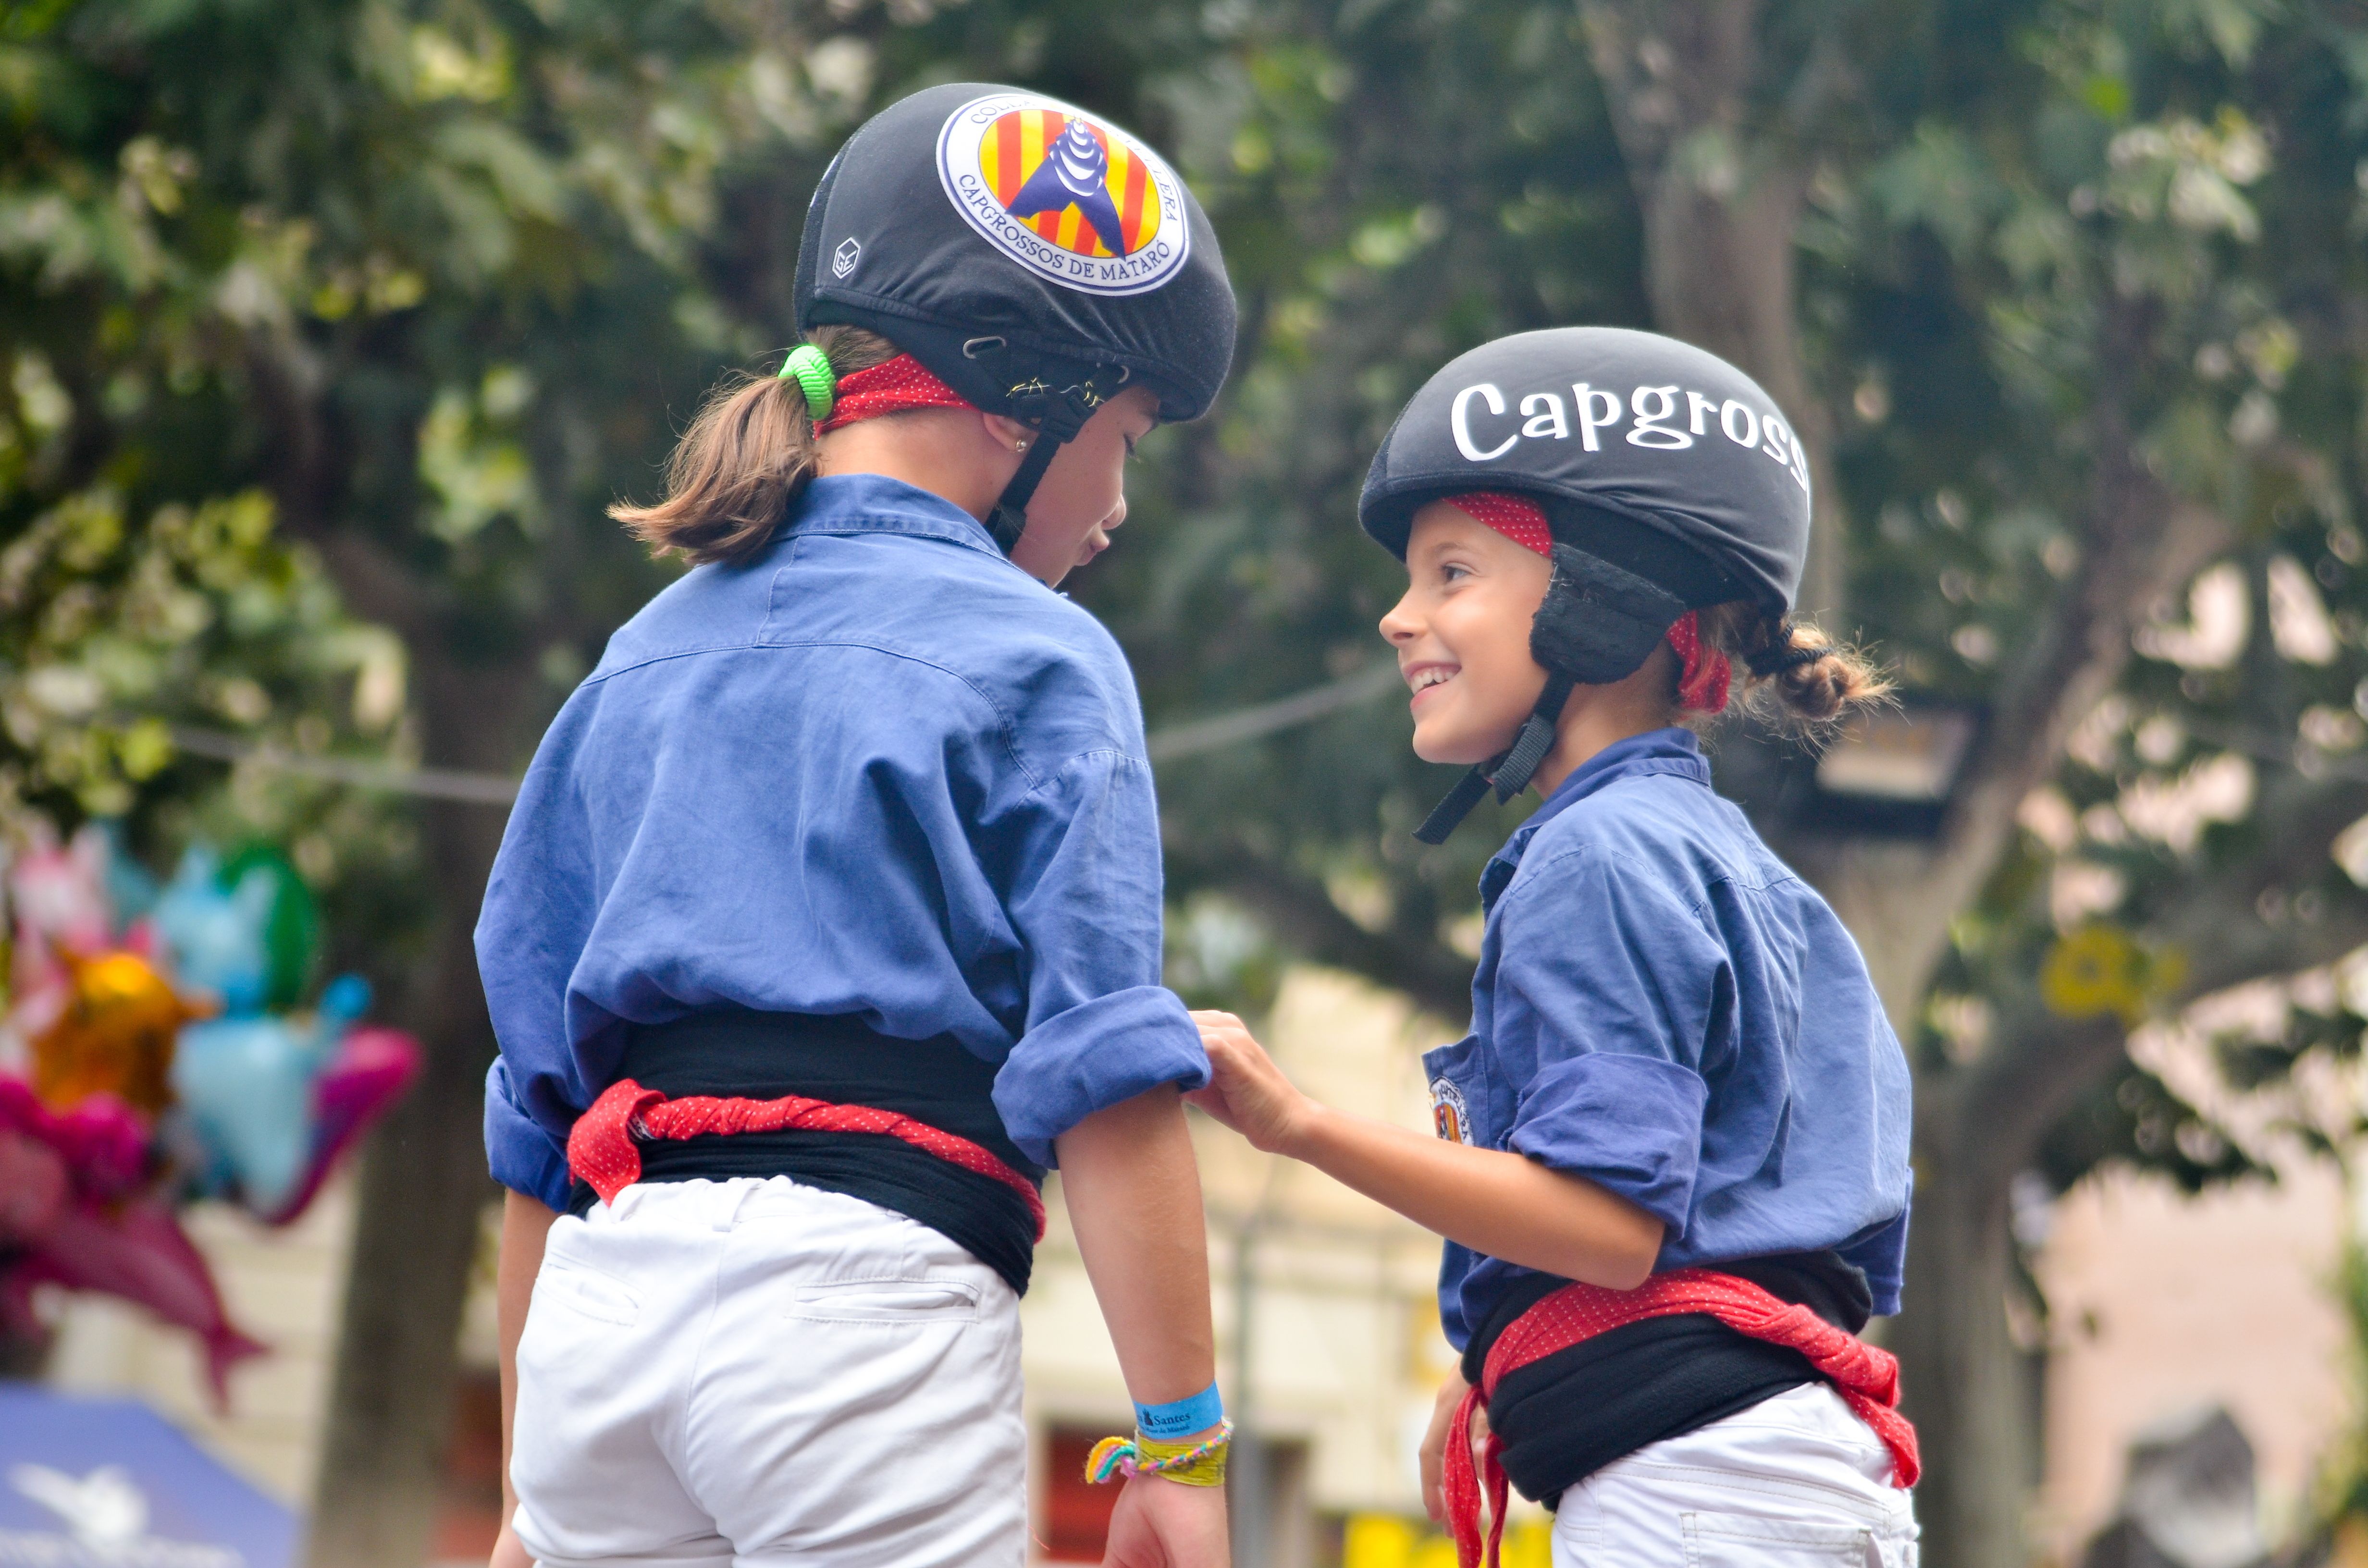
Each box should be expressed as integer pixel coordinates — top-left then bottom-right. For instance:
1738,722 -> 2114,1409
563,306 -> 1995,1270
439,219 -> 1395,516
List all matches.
173,973 -> 419,1222
170,1016 -> 319,1215
0,1075 -> 257,1408
0,823 -> 412,1404
0,1198 -> 266,1407
8,827 -> 116,1026
218,846 -> 317,1013
0,1131 -> 68,1246
0,1077 -> 148,1200
9,825 -> 112,955
152,846 -> 278,1015
30,952 -> 201,1116
259,1022 -> 420,1226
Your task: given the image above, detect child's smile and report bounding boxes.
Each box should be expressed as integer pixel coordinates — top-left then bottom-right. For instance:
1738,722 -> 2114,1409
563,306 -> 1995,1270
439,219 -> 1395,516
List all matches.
1405,660 -> 1460,707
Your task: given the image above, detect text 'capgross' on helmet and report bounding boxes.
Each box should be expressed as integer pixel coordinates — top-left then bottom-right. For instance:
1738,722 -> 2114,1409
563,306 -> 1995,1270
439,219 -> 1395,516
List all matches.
1359,327 -> 1812,616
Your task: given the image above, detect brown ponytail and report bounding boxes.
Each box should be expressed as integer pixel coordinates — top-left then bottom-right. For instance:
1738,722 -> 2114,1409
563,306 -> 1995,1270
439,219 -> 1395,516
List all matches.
613,324 -> 904,567
1696,601 -> 1892,730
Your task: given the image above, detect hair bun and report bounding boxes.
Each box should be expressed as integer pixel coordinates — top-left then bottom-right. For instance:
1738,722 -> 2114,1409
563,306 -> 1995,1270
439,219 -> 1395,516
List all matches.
1746,641 -> 1827,678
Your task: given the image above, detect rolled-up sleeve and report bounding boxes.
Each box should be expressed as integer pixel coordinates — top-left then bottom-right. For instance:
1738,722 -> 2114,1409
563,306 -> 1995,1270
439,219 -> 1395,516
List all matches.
992,749 -> 1208,1166
484,1056 -> 574,1213
1491,849 -> 1727,1237
1509,1054 -> 1707,1229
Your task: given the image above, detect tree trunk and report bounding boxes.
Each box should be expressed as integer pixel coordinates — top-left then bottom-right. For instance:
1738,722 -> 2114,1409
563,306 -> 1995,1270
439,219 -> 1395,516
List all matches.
1577,0 -> 1846,621
1893,1082 -> 2033,1568
304,647 -> 527,1568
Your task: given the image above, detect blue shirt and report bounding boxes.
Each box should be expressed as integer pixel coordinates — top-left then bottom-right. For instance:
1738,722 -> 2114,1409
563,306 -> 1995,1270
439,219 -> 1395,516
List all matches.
476,474 -> 1209,1212
1426,728 -> 1912,1351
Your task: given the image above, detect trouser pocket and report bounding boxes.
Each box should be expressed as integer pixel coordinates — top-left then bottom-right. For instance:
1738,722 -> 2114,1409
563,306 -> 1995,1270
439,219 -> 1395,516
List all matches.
1680,1510 -> 1875,1568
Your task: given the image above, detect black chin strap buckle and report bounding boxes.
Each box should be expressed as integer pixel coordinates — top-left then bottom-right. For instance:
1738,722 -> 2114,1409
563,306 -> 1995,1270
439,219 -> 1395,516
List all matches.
1409,672 -> 1576,845
986,375 -> 1114,556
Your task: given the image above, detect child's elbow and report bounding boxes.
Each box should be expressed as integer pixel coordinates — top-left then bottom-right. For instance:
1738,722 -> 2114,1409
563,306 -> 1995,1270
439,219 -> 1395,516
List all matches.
1600,1211 -> 1664,1291
1600,1248 -> 1657,1292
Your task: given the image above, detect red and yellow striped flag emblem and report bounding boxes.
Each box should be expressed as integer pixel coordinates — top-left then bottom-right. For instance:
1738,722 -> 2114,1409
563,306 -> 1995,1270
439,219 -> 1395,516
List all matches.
975,109 -> 1163,259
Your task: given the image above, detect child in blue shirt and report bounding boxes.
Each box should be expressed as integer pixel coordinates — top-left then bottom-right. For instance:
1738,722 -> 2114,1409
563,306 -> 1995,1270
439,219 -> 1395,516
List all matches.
477,85 -> 1239,1568
1188,328 -> 1917,1568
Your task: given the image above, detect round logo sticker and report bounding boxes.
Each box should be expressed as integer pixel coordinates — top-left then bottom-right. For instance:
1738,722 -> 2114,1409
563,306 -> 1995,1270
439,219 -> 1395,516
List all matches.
1430,1077 -> 1470,1146
936,92 -> 1192,297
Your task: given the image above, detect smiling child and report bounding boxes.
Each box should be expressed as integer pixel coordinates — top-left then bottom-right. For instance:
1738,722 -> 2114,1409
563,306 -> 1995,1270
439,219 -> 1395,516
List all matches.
1189,328 -> 1918,1568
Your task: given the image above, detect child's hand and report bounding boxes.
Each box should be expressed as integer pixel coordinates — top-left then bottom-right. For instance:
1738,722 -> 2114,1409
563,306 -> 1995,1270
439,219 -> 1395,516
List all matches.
1101,1470 -> 1229,1568
1185,1011 -> 1317,1155
1418,1370 -> 1476,1522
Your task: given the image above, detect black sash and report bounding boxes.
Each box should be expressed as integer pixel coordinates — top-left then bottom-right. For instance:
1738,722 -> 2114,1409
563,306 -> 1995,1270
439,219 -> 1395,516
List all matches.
565,1009 -> 1044,1295
1463,1251 -> 1873,1505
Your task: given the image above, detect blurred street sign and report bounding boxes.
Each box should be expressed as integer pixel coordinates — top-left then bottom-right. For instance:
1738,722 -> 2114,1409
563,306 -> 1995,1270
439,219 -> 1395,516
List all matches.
0,1386 -> 295,1568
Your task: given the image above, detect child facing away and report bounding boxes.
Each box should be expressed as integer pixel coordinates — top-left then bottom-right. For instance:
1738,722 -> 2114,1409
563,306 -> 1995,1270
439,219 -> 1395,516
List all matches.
475,86 -> 1241,1568
1188,328 -> 1918,1568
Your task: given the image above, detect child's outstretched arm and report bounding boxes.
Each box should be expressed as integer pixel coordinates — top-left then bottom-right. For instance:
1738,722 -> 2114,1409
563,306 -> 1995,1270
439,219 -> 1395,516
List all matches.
1057,1083 -> 1231,1568
1186,1013 -> 1661,1289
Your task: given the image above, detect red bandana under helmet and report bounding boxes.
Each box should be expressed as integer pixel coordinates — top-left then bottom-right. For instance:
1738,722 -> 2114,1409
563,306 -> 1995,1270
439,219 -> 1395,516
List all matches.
814,354 -> 977,434
1443,492 -> 1731,713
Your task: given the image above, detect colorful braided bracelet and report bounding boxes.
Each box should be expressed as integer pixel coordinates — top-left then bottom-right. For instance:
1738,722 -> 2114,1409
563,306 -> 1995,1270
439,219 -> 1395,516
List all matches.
1084,1420 -> 1233,1488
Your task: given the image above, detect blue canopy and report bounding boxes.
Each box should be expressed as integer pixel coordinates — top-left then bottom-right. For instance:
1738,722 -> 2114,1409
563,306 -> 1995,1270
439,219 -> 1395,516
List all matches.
0,1385 -> 296,1568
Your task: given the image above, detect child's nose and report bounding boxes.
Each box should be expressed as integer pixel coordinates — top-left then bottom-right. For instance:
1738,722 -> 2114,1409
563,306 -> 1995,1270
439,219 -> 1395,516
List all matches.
1379,588 -> 1422,645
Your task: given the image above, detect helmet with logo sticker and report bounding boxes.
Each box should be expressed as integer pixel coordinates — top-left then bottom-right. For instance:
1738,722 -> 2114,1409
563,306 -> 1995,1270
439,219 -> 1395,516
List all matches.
795,83 -> 1235,546
1362,329 -> 1831,842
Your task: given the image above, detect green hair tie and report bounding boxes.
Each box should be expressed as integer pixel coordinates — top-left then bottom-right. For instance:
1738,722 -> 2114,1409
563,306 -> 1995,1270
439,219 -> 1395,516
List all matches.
777,343 -> 836,421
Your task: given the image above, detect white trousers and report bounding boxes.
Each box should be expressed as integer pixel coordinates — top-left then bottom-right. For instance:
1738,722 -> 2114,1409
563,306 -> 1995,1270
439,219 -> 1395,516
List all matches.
1551,1384 -> 1920,1568
509,1176 -> 1026,1568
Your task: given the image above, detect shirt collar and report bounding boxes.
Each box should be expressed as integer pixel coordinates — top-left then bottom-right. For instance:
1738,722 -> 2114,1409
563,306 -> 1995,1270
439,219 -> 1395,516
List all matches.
789,473 -> 1010,561
1479,727 -> 1711,910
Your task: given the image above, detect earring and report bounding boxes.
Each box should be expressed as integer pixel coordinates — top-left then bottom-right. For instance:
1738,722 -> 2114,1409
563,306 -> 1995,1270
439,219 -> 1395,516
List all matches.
1016,440 -> 1029,453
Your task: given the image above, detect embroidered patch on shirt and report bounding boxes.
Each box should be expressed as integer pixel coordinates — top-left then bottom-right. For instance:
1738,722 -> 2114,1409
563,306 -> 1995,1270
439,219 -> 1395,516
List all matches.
1431,1077 -> 1471,1146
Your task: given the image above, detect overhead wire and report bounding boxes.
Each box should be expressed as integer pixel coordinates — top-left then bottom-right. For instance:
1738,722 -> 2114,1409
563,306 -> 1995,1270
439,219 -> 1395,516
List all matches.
152,662 -> 1406,805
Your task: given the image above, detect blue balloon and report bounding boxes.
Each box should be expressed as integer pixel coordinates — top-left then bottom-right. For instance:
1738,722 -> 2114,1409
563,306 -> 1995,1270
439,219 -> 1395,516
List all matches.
153,847 -> 275,1016
171,1015 -> 329,1213
169,973 -> 377,1214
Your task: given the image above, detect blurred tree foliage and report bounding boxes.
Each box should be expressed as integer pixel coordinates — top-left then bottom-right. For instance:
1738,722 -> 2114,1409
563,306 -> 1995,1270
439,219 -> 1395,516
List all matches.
19,0 -> 2368,1565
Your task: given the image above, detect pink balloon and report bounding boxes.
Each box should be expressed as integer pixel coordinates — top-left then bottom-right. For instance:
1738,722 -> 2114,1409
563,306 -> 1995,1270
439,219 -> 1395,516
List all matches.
10,833 -> 113,954
6,1199 -> 266,1408
0,1076 -> 148,1200
0,1130 -> 68,1245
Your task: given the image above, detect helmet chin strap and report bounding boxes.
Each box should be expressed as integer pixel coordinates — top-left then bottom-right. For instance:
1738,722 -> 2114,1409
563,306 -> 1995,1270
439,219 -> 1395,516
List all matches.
984,376 -> 1112,555
1412,671 -> 1576,845
987,436 -> 1063,553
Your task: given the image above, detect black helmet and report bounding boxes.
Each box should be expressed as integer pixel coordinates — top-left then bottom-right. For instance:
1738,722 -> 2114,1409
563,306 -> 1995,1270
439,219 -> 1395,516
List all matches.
796,83 -> 1236,549
1358,328 -> 1816,841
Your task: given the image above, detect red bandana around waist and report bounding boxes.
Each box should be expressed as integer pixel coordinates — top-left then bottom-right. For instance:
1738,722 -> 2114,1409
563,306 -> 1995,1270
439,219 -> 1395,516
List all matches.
1443,1268 -> 1919,1568
566,1078 -> 1046,1240
814,354 -> 977,434
1443,492 -> 1732,713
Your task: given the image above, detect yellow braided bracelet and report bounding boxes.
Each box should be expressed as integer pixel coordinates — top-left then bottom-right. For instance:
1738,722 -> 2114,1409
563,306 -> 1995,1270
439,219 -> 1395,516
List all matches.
1084,1420 -> 1233,1488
